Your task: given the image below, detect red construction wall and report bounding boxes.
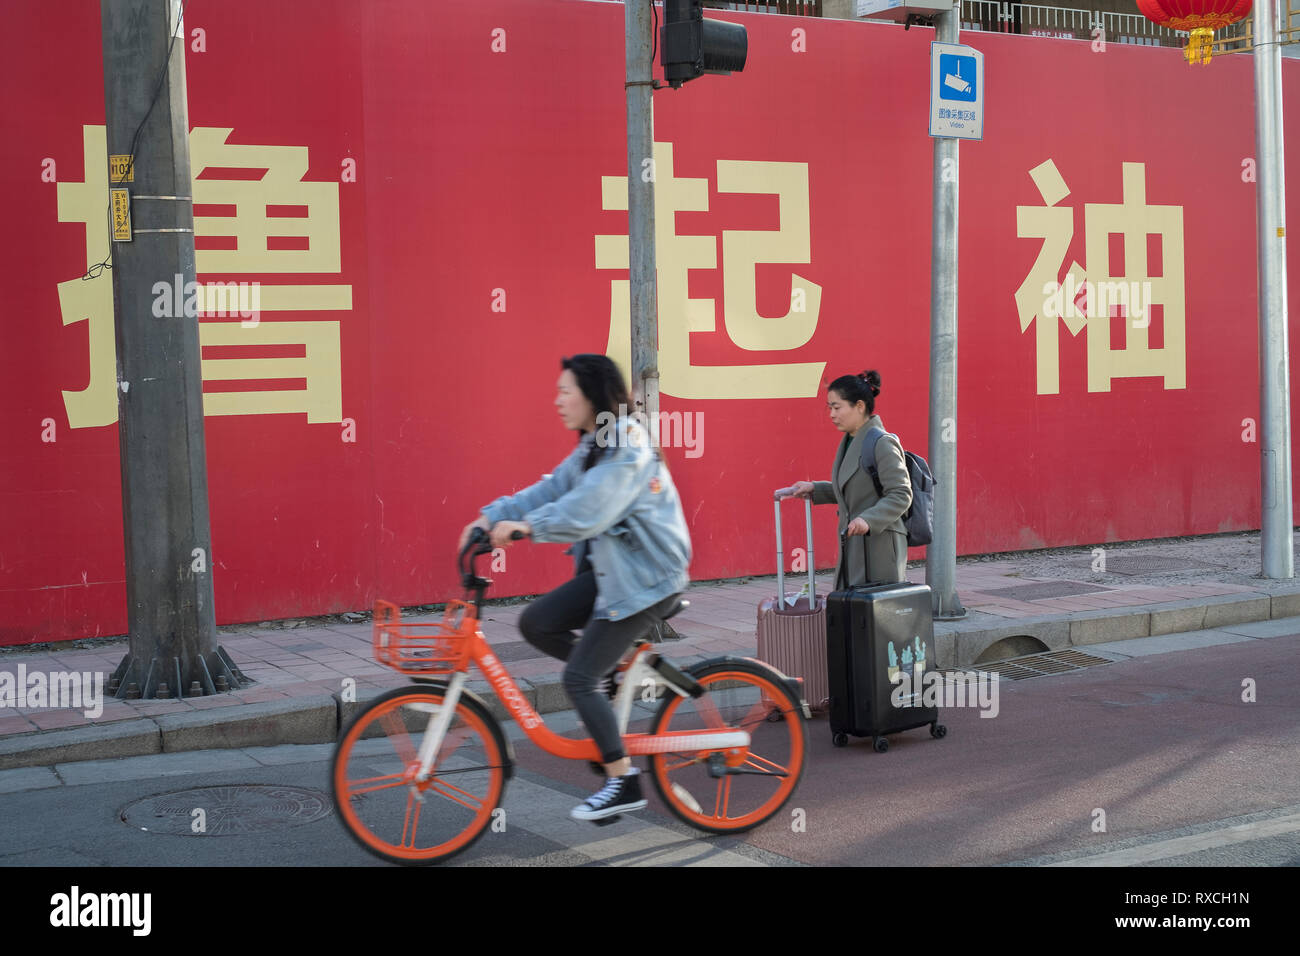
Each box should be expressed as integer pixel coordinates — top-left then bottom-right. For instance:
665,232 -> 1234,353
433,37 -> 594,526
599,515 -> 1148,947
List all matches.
2,0 -> 1297,644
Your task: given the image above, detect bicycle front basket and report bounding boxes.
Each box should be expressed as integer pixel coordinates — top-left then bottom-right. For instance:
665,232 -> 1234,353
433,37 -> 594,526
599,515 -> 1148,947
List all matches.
372,600 -> 473,676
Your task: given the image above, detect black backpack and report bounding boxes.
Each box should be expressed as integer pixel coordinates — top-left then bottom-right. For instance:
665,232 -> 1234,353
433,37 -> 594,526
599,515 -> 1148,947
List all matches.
859,428 -> 935,548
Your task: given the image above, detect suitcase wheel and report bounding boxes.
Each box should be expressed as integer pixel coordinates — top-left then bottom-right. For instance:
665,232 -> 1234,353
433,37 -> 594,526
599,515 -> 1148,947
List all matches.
872,737 -> 889,753
832,732 -> 849,748
930,723 -> 948,739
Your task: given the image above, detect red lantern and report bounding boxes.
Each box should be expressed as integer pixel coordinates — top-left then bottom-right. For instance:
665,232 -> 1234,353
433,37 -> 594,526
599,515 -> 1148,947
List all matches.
1137,0 -> 1253,64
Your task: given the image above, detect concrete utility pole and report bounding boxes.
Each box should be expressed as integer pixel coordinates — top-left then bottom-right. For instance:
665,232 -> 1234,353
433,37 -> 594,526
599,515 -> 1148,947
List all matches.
926,2 -> 966,618
626,1 -> 680,642
1253,0 -> 1295,579
101,0 -> 246,698
625,0 -> 660,428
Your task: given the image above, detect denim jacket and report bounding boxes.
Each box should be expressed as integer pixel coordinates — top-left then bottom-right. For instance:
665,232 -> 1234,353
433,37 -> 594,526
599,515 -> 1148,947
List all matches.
480,418 -> 692,621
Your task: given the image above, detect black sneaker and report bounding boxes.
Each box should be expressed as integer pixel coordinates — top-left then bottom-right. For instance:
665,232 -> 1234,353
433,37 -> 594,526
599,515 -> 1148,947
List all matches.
570,768 -> 647,821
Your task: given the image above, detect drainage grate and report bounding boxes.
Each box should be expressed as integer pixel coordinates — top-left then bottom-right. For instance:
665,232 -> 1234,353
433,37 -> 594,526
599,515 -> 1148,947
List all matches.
120,785 -> 333,836
978,581 -> 1112,601
978,649 -> 1114,681
979,662 -> 1042,680
1069,553 -> 1223,575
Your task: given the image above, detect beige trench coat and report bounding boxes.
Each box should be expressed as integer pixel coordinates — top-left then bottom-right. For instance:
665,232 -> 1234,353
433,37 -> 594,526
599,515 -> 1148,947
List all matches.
811,414 -> 912,586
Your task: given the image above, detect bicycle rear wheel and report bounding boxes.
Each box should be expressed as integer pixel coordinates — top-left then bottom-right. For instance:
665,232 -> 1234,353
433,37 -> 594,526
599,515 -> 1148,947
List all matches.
647,659 -> 806,834
332,683 -> 509,865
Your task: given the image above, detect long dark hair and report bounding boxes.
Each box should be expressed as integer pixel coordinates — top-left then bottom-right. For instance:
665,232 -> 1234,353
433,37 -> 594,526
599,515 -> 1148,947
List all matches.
827,369 -> 881,416
561,354 -> 633,470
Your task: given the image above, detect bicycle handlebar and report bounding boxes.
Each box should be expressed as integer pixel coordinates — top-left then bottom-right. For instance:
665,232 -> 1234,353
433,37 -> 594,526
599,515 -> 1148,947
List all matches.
458,528 -> 491,585
458,526 -> 530,593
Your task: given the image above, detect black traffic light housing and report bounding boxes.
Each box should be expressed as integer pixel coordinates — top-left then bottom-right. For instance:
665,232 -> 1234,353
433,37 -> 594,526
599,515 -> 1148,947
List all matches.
660,0 -> 747,90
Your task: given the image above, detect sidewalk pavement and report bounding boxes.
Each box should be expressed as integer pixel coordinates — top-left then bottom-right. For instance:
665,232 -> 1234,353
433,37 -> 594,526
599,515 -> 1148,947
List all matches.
2,531 -> 1298,771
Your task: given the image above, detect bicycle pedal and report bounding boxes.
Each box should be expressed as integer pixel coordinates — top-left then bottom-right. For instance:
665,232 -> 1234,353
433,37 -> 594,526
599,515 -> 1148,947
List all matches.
591,815 -> 622,827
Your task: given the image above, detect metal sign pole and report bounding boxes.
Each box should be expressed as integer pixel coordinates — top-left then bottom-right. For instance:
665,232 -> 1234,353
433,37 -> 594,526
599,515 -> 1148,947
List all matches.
1254,0 -> 1295,579
927,2 -> 967,618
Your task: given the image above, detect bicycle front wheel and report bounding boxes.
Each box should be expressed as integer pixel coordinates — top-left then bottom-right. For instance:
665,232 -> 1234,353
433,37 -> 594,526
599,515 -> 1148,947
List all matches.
647,659 -> 806,834
332,683 -> 509,865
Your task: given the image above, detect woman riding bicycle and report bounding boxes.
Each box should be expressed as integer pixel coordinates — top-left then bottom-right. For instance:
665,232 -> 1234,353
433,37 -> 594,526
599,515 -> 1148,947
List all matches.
458,354 -> 692,821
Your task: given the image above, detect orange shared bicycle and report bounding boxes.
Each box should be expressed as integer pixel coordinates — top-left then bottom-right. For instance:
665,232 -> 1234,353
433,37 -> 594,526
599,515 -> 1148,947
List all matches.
331,528 -> 809,865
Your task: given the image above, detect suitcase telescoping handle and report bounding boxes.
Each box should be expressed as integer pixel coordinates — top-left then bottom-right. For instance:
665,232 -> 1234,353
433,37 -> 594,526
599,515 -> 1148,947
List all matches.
772,489 -> 816,608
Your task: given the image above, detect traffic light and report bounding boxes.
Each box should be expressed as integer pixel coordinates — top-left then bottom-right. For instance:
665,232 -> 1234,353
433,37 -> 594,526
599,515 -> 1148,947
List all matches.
660,0 -> 747,90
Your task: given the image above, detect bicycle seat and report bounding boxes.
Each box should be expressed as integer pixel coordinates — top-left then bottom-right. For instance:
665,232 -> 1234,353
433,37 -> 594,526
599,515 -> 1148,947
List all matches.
632,595 -> 689,647
660,596 -> 689,621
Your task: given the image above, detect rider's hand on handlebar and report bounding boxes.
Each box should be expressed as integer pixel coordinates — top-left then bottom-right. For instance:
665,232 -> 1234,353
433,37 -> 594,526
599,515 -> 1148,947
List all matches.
489,521 -> 531,548
776,481 -> 816,501
458,516 -> 491,552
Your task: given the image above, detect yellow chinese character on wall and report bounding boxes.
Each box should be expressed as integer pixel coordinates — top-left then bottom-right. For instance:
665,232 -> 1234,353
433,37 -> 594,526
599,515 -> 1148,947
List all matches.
55,126 -> 348,428
596,142 -> 825,400
1083,162 -> 1186,392
56,125 -> 116,428
1015,159 -> 1186,395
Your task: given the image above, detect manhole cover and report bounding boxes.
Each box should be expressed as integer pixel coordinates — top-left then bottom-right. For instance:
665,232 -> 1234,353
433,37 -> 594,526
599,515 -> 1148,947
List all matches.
979,649 -> 1114,681
1070,553 -> 1222,575
979,581 -> 1112,601
120,785 -> 333,836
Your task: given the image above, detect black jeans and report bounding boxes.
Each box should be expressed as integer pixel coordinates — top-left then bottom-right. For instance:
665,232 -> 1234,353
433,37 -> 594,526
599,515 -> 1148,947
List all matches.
518,571 -> 679,765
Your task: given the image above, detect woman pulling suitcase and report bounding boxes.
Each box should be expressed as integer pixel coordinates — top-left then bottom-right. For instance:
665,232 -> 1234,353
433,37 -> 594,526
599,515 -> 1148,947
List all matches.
782,370 -> 912,587
781,370 -> 944,752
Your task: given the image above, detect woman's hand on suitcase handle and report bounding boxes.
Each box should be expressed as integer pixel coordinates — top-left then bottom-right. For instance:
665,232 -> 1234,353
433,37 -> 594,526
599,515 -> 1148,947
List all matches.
777,481 -> 815,501
845,517 -> 870,537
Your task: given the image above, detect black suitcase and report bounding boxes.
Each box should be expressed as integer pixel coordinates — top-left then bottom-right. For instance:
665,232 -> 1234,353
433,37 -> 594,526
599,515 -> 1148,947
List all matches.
825,580 -> 948,752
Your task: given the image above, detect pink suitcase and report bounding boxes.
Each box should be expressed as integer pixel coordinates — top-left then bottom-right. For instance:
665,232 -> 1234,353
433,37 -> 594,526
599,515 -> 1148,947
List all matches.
757,492 -> 829,712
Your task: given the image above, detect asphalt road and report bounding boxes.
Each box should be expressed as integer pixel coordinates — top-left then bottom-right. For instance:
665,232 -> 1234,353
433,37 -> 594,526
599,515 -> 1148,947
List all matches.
1,627 -> 1297,870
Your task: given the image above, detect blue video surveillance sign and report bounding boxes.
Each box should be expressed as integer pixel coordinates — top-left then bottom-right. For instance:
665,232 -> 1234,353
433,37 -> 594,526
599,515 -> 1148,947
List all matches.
929,42 -> 984,140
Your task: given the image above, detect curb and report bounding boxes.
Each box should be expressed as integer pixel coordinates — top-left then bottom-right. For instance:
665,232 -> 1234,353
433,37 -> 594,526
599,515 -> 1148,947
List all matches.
0,720 -> 162,770
936,590 -> 1300,668
2,593 -> 1299,772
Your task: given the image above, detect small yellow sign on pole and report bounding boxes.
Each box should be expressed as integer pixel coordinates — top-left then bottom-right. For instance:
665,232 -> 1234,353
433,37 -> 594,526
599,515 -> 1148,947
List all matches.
109,154 -> 135,183
111,188 -> 132,241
